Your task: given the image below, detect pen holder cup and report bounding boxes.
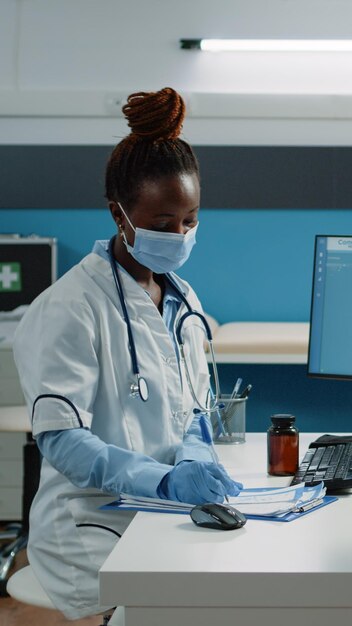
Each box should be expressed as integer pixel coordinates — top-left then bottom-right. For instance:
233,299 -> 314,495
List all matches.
211,395 -> 246,445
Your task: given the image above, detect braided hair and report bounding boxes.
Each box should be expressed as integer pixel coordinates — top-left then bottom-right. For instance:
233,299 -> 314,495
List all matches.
105,87 -> 199,208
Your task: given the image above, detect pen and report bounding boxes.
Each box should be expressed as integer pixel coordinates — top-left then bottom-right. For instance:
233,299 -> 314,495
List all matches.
239,384 -> 252,399
223,378 -> 243,420
209,387 -> 227,437
223,381 -> 251,422
195,409 -> 229,503
230,377 -> 243,400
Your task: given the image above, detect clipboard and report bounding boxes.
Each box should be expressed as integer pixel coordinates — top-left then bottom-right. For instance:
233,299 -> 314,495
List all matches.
243,495 -> 337,522
100,494 -> 338,521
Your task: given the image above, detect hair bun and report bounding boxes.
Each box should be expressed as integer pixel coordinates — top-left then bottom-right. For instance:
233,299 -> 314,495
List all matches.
122,87 -> 185,141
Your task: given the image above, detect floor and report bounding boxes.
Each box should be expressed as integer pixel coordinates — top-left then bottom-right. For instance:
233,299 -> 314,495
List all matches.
0,546 -> 106,626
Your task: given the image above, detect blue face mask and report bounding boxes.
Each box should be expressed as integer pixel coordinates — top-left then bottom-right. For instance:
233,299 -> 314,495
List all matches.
118,203 -> 198,274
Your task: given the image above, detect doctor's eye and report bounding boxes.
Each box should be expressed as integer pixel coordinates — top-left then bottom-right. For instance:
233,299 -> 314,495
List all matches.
184,218 -> 198,229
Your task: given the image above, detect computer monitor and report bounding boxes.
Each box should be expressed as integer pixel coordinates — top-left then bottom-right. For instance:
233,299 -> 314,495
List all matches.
308,235 -> 352,379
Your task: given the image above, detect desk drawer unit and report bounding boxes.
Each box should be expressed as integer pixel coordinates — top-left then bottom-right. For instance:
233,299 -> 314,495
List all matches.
0,432 -> 25,520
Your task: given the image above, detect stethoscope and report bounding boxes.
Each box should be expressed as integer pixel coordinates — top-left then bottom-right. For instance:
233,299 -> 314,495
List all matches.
108,236 -> 220,412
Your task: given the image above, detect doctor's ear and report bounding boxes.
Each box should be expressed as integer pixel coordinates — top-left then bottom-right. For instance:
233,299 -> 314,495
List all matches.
109,201 -> 124,230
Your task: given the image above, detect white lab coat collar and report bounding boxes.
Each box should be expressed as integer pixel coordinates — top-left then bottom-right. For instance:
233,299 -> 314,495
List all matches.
85,249 -> 190,321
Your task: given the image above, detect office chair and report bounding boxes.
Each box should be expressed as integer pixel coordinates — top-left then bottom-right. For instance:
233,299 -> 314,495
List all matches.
7,564 -> 123,625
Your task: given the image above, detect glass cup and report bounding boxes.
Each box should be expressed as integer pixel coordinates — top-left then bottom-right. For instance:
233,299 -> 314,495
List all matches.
211,395 -> 246,444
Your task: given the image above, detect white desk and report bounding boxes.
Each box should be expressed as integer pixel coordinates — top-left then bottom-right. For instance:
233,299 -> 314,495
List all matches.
99,433 -> 352,626
0,405 -> 30,432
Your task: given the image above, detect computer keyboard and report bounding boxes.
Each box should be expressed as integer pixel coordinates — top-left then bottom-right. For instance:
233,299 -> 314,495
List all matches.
290,434 -> 352,491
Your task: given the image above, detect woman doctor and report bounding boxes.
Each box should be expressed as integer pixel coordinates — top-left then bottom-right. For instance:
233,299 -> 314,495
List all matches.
13,87 -> 243,621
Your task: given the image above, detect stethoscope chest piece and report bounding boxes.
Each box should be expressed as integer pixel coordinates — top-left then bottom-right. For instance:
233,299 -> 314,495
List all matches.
130,376 -> 149,402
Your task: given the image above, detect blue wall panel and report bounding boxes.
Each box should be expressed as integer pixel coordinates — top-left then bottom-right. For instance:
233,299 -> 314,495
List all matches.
217,364 -> 352,434
2,207 -> 352,432
2,207 -> 352,322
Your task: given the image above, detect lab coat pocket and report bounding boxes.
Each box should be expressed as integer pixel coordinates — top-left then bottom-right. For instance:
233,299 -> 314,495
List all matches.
67,494 -> 135,568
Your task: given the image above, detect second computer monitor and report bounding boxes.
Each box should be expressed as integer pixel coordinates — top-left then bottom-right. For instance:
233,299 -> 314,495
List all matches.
308,235 -> 352,379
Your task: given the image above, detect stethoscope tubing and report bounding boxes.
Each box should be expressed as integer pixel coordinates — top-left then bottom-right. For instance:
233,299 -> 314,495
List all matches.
108,236 -> 220,411
108,236 -> 140,377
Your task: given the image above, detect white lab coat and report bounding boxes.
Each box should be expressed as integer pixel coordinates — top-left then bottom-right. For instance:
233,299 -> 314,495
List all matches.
13,250 -> 210,619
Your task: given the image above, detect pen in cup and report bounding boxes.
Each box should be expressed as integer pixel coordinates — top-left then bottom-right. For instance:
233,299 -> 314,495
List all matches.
209,387 -> 227,437
222,378 -> 242,422
194,409 -> 229,503
223,382 -> 252,424
239,384 -> 252,399
230,377 -> 243,400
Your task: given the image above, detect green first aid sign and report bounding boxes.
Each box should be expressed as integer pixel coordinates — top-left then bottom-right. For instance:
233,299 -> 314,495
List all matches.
0,262 -> 22,292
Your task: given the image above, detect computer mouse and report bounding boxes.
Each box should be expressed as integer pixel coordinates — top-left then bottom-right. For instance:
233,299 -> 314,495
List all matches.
190,502 -> 247,531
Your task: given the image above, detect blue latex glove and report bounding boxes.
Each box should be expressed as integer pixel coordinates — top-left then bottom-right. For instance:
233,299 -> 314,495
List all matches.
158,460 -> 243,504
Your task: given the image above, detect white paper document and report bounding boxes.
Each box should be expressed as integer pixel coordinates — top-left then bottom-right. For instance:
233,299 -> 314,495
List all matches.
102,482 -> 327,519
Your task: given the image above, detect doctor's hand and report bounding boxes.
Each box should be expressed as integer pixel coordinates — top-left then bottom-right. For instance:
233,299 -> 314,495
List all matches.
157,460 -> 243,504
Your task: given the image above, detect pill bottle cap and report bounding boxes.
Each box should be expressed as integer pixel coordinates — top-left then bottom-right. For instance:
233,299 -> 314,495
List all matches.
270,414 -> 296,426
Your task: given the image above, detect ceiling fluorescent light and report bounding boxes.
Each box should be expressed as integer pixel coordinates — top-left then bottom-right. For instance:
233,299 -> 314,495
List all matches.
180,39 -> 352,52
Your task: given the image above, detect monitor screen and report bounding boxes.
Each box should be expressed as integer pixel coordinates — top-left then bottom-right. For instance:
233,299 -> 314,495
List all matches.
308,235 -> 352,379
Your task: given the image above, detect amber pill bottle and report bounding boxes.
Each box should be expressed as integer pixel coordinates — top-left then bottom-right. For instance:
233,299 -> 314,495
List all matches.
267,414 -> 299,476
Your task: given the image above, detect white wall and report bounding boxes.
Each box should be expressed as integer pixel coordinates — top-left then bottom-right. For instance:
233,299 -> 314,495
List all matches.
2,0 -> 352,144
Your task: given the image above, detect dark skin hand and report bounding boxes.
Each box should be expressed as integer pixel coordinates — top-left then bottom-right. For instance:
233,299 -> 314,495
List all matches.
108,172 -> 200,312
